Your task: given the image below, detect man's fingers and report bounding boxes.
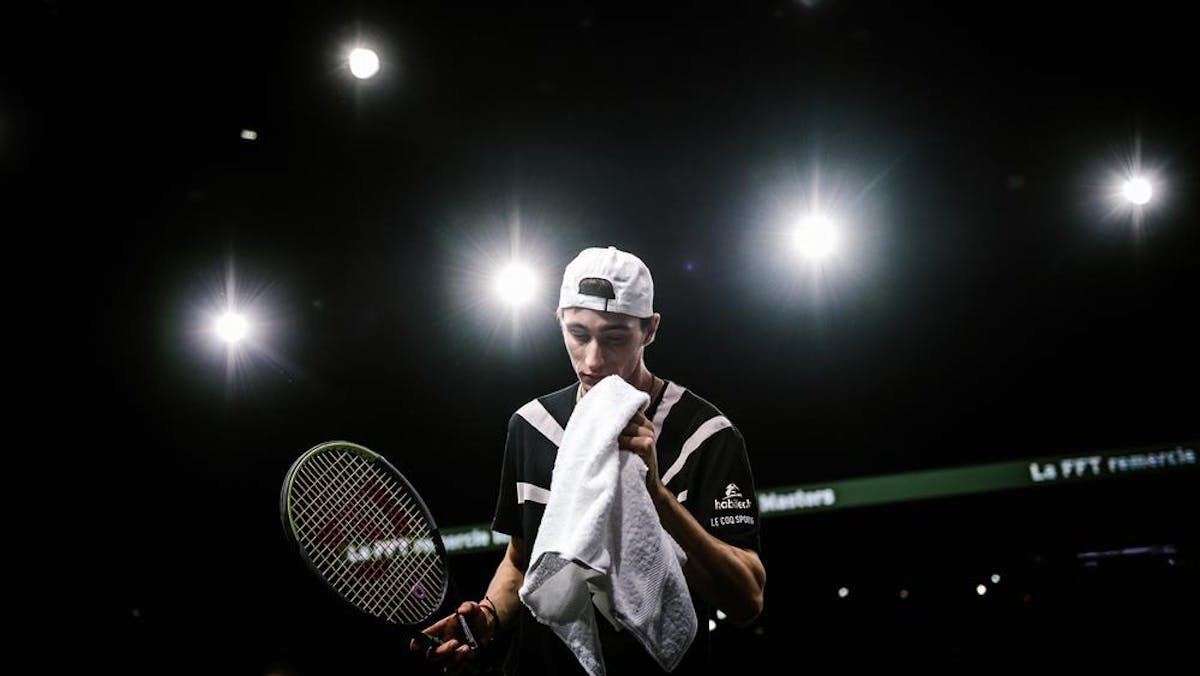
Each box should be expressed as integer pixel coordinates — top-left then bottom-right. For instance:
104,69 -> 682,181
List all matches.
625,410 -> 650,430
412,629 -> 441,654
440,643 -> 477,674
621,422 -> 654,437
430,638 -> 461,661
618,435 -> 652,453
619,409 -> 655,455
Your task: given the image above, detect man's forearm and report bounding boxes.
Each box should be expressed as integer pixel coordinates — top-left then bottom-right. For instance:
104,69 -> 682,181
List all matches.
484,537 -> 528,629
651,486 -> 766,625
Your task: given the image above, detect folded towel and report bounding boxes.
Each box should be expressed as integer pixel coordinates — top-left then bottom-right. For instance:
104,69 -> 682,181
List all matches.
519,375 -> 697,675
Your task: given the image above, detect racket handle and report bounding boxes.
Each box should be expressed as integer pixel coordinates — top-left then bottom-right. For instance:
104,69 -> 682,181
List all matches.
456,612 -> 479,649
417,612 -> 476,649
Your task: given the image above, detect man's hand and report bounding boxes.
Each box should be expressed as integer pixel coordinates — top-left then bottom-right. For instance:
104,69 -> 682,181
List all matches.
619,410 -> 661,493
408,601 -> 494,673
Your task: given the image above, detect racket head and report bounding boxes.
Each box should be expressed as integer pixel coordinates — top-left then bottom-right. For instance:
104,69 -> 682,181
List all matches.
280,440 -> 451,630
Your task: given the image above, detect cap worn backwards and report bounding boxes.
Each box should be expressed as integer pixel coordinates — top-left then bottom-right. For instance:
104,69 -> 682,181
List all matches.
557,246 -> 654,318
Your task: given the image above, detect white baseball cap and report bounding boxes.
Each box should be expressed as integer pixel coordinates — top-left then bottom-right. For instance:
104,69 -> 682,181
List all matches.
557,246 -> 654,318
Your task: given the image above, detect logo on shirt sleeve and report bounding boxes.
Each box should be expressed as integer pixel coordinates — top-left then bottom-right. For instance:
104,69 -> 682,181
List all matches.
714,483 -> 753,511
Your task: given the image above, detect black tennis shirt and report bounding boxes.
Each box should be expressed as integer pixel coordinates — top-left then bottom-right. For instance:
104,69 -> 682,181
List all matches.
492,379 -> 761,675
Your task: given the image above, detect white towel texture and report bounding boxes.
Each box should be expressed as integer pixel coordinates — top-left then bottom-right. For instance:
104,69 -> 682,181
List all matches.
518,375 -> 697,675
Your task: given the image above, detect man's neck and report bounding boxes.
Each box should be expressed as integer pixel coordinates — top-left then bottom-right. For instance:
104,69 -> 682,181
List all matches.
631,364 -> 655,394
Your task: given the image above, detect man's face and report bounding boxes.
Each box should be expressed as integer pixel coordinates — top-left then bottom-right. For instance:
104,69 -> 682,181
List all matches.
560,307 -> 657,393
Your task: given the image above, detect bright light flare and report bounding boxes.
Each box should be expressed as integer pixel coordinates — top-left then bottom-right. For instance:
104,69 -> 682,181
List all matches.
187,259 -> 302,398
1122,177 -> 1152,205
749,161 -> 891,312
444,216 -> 561,355
349,48 -> 380,79
793,213 -> 838,260
1097,136 -> 1168,233
494,262 -> 538,307
214,311 -> 249,343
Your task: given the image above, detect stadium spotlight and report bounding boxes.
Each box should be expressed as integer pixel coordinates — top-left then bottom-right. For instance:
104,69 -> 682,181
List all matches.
349,47 -> 380,79
494,262 -> 538,307
214,311 -> 250,344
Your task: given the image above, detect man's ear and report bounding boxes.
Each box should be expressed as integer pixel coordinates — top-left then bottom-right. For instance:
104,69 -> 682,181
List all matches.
643,313 -> 662,347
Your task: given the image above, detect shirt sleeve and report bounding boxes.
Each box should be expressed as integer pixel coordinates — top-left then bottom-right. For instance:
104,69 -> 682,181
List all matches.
490,412 -> 523,537
686,424 -> 761,553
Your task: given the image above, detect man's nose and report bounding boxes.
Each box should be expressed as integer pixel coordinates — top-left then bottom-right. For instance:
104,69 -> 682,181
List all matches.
583,340 -> 604,369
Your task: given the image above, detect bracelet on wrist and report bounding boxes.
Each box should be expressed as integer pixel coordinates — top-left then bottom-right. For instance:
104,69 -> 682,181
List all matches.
479,595 -> 501,630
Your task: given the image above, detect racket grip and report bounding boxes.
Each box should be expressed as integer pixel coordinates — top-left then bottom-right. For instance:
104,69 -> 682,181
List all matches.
416,612 -> 475,650
456,612 -> 479,649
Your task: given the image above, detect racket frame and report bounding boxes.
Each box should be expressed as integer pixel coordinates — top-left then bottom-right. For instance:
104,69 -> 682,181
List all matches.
280,440 -> 474,649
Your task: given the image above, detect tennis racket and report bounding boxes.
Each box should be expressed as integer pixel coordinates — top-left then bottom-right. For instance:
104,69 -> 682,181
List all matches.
280,440 -> 477,651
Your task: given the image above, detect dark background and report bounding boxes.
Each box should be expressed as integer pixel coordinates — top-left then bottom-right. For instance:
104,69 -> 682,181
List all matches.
7,0 -> 1196,671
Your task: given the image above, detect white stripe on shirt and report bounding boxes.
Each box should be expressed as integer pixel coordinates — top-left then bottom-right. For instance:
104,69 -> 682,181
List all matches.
651,381 -> 685,440
516,399 -> 564,447
659,415 -> 732,486
516,481 -> 551,505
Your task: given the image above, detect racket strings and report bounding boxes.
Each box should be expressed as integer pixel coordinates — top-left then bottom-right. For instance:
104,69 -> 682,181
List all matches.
297,454 -> 445,622
290,449 -> 449,624
296,454 -> 446,623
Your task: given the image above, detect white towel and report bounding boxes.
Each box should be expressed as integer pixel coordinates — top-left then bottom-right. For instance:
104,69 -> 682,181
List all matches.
519,375 -> 697,675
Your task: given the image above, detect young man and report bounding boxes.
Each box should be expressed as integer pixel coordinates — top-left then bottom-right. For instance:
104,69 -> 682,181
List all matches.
415,246 -> 765,674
